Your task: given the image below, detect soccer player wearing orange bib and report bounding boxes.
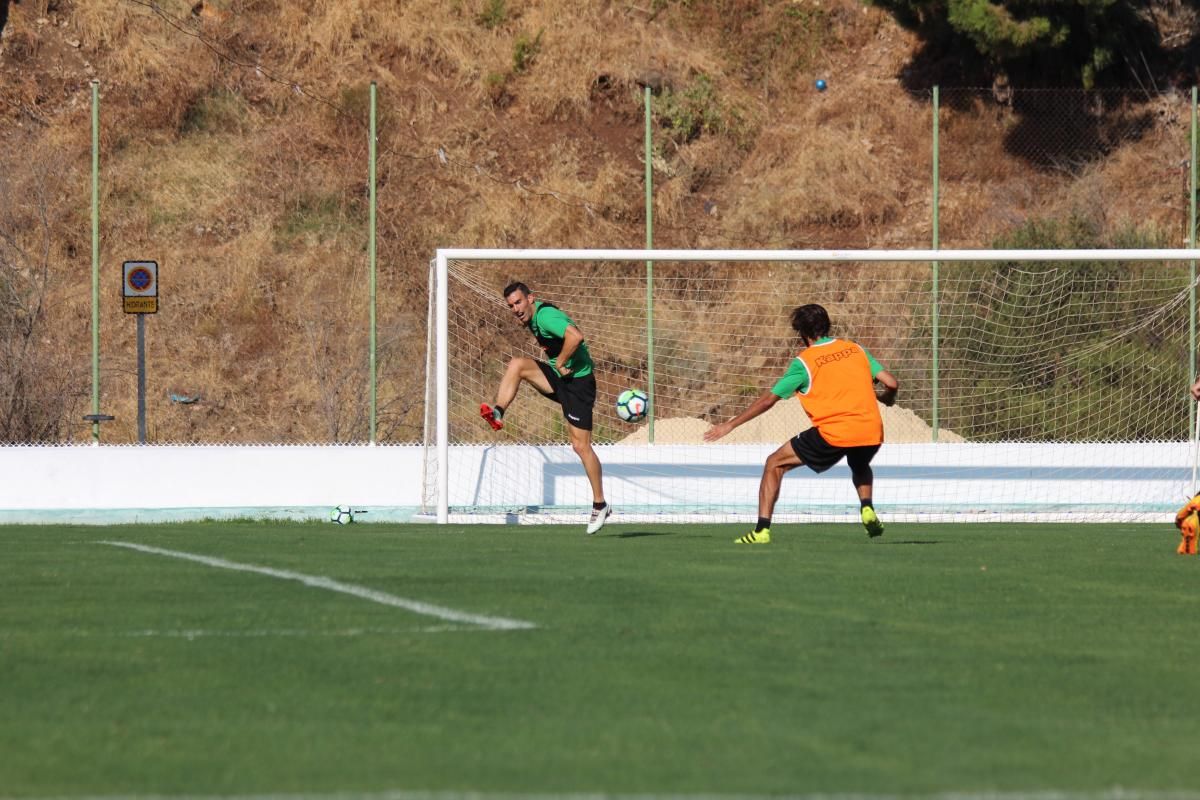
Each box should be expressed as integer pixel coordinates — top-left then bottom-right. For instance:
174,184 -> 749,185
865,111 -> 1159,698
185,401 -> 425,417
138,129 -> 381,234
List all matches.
704,304 -> 899,543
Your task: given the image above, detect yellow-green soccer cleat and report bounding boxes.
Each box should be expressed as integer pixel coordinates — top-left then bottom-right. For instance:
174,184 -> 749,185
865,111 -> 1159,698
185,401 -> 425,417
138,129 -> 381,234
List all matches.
861,506 -> 884,538
735,528 -> 770,544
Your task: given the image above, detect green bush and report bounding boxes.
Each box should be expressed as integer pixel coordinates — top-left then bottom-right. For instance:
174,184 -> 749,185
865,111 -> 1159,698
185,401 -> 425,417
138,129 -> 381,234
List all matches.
180,90 -> 249,136
276,192 -> 363,246
477,0 -> 506,29
654,74 -> 739,145
512,29 -> 543,73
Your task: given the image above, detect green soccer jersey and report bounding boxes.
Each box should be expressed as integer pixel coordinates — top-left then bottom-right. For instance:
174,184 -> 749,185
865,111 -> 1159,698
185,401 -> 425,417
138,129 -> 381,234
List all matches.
528,301 -> 593,378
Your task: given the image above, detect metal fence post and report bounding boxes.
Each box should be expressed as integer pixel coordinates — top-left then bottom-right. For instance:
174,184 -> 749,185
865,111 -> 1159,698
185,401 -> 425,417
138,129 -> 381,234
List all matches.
91,80 -> 101,444
931,86 -> 940,442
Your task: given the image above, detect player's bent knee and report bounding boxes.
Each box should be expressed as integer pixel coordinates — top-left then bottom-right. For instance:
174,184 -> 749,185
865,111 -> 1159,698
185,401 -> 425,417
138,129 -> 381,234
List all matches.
851,466 -> 873,485
765,449 -> 799,472
763,459 -> 788,477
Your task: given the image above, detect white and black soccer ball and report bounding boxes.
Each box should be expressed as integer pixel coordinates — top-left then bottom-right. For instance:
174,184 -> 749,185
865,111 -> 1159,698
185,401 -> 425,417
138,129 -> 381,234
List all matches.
329,505 -> 355,525
616,388 -> 649,423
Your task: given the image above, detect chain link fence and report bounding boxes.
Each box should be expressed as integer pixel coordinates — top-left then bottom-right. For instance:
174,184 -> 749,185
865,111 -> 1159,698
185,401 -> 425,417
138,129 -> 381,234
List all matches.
939,88 -> 1194,249
1,87 -> 1195,445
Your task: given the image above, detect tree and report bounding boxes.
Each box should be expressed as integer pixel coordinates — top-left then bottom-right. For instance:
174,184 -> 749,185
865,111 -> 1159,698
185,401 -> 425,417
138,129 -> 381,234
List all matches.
866,0 -> 1158,88
0,135 -> 81,442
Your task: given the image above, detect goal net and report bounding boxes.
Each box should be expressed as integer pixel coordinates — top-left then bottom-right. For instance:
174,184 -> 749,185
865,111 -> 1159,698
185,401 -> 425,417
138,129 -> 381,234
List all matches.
424,249 -> 1200,525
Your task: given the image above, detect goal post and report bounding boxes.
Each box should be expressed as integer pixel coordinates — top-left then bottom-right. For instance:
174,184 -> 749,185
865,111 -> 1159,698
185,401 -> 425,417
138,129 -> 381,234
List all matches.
426,248 -> 1200,525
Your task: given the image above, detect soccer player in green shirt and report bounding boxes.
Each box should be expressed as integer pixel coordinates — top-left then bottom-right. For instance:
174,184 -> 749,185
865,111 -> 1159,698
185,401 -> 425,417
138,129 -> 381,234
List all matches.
481,281 -> 611,534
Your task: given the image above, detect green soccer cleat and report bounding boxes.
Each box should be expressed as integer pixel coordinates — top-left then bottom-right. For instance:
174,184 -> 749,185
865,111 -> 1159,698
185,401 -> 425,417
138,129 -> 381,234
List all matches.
735,528 -> 770,544
861,506 -> 884,538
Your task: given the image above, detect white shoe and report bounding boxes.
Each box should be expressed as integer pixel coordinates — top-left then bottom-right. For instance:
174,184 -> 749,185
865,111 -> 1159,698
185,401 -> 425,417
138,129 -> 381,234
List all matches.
586,504 -> 611,535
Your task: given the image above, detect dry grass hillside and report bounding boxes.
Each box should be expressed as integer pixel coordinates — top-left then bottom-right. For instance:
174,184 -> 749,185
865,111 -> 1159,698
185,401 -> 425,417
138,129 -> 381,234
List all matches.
0,0 -> 1194,443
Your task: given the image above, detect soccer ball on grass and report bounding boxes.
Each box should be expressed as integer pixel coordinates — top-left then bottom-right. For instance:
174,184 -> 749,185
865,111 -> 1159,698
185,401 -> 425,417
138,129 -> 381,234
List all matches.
329,505 -> 355,525
616,388 -> 649,423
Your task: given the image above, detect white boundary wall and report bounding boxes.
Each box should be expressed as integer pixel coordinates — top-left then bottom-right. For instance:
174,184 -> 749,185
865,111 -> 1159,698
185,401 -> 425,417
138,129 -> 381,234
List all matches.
442,442 -> 1190,523
0,445 -> 425,524
1,442 -> 1187,524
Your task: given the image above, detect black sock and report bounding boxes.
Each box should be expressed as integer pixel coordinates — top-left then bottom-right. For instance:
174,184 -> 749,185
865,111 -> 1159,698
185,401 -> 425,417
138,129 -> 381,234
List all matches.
860,498 -> 873,509
493,405 -> 505,419
756,517 -> 771,532
593,501 -> 607,511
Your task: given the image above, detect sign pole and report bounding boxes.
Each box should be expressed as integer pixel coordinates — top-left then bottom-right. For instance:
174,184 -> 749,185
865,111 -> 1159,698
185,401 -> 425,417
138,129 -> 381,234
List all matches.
137,313 -> 146,443
122,260 -> 159,444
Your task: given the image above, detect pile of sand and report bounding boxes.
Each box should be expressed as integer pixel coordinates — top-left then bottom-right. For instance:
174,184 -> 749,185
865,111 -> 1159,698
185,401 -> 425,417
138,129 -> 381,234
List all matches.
616,400 -> 964,445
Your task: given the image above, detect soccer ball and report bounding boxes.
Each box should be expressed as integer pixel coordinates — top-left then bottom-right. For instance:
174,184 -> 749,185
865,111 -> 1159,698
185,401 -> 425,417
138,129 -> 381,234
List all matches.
616,388 -> 649,423
329,505 -> 354,525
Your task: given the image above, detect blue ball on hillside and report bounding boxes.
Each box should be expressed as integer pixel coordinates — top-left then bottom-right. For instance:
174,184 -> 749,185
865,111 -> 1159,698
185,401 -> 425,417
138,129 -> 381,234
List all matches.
815,79 -> 827,91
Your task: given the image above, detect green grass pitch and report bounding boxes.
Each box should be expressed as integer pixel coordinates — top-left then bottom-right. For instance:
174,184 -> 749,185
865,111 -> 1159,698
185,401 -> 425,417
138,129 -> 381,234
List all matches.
1,521 -> 1197,797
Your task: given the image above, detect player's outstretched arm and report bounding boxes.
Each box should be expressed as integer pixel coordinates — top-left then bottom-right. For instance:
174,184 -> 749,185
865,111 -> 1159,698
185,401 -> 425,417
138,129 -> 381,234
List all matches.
704,390 -> 780,442
874,369 -> 899,407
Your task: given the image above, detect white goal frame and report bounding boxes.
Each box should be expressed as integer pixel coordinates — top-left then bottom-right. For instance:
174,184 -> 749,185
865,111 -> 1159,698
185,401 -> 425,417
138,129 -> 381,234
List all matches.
430,247 -> 1200,525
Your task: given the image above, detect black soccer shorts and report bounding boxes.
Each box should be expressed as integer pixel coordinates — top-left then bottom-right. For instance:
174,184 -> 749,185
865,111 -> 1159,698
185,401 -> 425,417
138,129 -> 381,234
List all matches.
535,361 -> 596,432
790,427 -> 880,474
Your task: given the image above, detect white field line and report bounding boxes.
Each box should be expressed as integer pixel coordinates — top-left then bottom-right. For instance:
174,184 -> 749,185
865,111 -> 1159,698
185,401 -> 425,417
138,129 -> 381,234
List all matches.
0,626 -> 475,638
115,627 -> 469,636
9,790 -> 1200,800
99,541 -> 537,631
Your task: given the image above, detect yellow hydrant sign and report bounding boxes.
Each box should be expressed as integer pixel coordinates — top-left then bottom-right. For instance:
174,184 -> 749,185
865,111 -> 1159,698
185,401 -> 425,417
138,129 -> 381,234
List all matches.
122,260 -> 158,313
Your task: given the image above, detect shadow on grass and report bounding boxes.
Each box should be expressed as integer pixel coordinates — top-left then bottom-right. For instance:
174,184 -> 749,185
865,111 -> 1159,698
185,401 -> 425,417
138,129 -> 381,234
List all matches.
616,530 -> 675,539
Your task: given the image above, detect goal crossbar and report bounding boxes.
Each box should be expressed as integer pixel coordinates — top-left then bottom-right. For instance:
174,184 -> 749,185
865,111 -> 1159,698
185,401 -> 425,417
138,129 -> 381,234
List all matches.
437,248 -> 1200,263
